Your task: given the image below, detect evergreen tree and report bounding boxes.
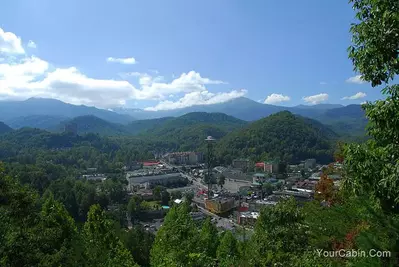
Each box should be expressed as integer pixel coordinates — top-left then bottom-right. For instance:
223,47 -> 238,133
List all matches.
83,204 -> 138,267
150,203 -> 200,266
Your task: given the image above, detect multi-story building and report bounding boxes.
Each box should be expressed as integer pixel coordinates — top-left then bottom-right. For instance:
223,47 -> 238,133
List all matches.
128,173 -> 185,190
255,161 -> 279,173
205,197 -> 235,214
165,152 -> 203,165
232,159 -> 250,170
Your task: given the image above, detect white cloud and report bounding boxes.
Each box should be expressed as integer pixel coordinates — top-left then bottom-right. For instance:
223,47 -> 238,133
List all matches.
361,101 -> 367,105
346,75 -> 366,84
0,58 -> 138,107
320,81 -> 327,85
0,28 -> 243,109
27,40 -> 37,49
133,70 -> 227,100
144,89 -> 247,111
0,27 -> 25,54
264,93 -> 290,104
0,56 -> 49,94
342,92 -> 367,100
302,93 -> 329,104
106,57 -> 137,64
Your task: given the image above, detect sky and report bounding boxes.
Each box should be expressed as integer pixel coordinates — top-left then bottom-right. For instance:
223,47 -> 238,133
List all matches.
0,0 -> 384,111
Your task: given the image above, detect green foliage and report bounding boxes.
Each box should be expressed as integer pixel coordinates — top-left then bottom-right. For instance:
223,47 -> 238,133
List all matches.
249,197 -> 308,266
348,0 -> 399,87
124,226 -> 155,267
199,218 -> 219,258
139,112 -> 247,151
150,203 -> 200,266
59,115 -> 131,136
83,204 -> 139,267
216,111 -> 337,164
217,231 -> 239,267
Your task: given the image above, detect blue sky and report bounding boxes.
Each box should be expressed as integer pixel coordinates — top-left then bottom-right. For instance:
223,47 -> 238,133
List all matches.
0,0 -> 382,110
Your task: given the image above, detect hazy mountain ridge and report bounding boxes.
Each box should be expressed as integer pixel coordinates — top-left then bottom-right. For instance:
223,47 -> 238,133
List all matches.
0,97 -> 367,137
0,121 -> 13,134
0,98 -> 134,125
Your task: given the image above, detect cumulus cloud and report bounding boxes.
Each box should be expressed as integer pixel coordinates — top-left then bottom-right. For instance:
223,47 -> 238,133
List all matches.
27,40 -> 37,49
0,56 -> 49,95
131,70 -> 227,100
264,93 -> 290,104
302,93 -> 329,104
0,58 -> 137,107
106,57 -> 137,64
0,28 -> 244,109
144,89 -> 247,111
346,75 -> 366,84
342,92 -> 367,100
0,27 -> 25,54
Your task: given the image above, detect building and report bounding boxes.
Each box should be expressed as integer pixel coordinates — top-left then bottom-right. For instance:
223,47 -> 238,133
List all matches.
82,174 -> 106,181
128,173 -> 184,190
304,159 -> 317,169
232,159 -> 250,170
190,212 -> 206,221
255,161 -> 279,173
64,122 -> 78,135
142,161 -> 160,168
165,152 -> 203,165
292,180 -> 317,193
205,197 -> 235,214
237,211 -> 259,226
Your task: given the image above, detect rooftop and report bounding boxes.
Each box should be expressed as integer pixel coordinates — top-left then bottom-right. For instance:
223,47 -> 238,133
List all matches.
240,211 -> 259,219
129,173 -> 182,184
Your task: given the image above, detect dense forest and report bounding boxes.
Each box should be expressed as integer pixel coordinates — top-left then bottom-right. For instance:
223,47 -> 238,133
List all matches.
0,110 -> 338,165
215,111 -> 338,164
1,0 -> 399,266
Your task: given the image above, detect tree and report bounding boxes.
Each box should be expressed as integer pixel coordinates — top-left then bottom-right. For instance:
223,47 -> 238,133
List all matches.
35,194 -> 83,266
249,198 -> 308,266
314,173 -> 335,204
0,163 -> 42,266
199,218 -> 219,258
343,0 -> 399,213
216,231 -> 239,267
150,203 -> 199,266
348,0 -> 399,87
217,174 -> 225,190
127,195 -> 142,224
124,226 -> 155,267
262,182 -> 274,196
153,186 -> 162,201
161,190 -> 170,206
83,204 -> 139,267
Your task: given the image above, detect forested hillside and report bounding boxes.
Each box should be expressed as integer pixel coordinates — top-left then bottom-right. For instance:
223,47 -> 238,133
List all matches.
6,115 -> 69,130
216,111 -> 337,164
0,122 -> 13,134
57,115 -> 130,135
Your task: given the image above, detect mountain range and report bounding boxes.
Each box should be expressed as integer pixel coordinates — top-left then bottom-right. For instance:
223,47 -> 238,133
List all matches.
0,110 -> 339,164
0,97 -> 367,137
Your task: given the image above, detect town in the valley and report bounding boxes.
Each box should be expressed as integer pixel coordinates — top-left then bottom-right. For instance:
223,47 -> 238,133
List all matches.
84,138 -> 342,235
